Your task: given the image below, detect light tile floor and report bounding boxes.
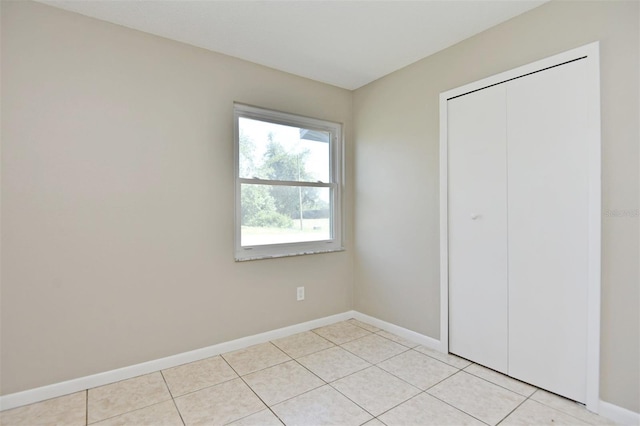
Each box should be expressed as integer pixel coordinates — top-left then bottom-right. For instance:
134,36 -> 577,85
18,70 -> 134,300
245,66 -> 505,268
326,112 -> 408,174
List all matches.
0,319 -> 617,426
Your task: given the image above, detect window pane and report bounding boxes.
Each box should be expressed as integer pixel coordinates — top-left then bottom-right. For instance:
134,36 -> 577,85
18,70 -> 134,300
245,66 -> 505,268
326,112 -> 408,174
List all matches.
239,117 -> 330,183
241,184 -> 331,246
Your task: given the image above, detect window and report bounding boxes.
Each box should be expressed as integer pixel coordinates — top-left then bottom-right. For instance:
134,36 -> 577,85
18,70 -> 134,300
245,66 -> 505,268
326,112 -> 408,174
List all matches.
234,104 -> 343,261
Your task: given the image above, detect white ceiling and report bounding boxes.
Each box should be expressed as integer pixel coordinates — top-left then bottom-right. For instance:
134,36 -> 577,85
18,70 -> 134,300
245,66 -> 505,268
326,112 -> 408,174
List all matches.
39,0 -> 548,90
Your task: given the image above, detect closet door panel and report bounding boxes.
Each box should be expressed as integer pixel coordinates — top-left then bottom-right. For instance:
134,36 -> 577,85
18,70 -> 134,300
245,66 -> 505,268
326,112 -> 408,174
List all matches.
507,60 -> 589,403
448,85 -> 508,373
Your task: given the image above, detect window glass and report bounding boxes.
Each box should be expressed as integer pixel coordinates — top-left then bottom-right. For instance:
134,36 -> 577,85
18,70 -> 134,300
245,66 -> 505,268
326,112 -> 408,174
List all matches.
240,184 -> 331,246
239,117 -> 331,183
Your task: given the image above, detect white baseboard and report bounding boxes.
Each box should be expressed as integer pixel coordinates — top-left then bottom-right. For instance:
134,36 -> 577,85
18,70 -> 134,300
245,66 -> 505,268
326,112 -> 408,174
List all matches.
0,310 -> 356,411
599,400 -> 640,425
351,311 -> 442,351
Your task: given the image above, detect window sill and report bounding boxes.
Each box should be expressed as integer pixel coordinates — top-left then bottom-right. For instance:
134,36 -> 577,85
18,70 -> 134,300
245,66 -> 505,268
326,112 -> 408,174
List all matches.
235,247 -> 345,262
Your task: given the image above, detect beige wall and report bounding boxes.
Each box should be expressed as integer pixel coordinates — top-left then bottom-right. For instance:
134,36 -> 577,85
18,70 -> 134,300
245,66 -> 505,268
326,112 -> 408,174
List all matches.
0,1 -> 353,395
353,0 -> 639,413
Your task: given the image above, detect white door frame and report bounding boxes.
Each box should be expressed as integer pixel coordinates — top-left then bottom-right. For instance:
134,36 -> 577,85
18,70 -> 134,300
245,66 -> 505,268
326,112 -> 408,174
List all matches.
439,42 -> 601,412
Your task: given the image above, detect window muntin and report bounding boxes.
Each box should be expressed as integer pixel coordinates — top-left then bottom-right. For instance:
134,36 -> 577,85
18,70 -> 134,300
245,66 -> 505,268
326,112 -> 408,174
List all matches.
234,104 -> 343,260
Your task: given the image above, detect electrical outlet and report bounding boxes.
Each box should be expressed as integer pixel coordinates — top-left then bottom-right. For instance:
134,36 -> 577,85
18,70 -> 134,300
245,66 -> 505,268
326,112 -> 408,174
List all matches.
296,286 -> 305,301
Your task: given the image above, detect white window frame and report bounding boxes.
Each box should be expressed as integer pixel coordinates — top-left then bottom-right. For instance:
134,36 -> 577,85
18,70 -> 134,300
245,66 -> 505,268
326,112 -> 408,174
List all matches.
234,103 -> 344,261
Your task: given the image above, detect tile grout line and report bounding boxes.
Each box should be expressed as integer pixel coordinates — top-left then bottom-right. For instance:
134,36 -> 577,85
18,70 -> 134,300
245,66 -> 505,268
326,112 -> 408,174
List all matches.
171,398 -> 187,426
220,342 -> 293,377
325,380 -> 378,421
525,393 -> 602,426
310,333 -> 372,346
420,369 -> 493,425
346,319 -> 382,334
407,347 -> 464,369
299,345 -> 373,383
270,332 -> 336,360
165,375 -> 238,400
85,389 -> 88,426
462,363 -> 538,396
494,395 -> 530,425
252,356 -> 328,409
413,346 -> 475,369
460,366 -> 538,399
158,369 -> 186,426
237,375 -> 286,424
340,344 -> 411,366
323,326 -> 414,366
372,391 -> 425,421
158,370 -> 175,399
81,371 -> 176,425
219,350 -> 288,425
424,390 -> 492,426
374,354 -> 460,394
88,400 -> 176,425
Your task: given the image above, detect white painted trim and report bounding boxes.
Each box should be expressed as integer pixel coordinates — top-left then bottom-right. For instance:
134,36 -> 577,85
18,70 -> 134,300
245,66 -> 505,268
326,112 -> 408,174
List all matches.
439,42 -> 601,412
351,312 -> 441,351
438,91 -> 450,354
599,400 -> 640,426
0,311 -> 355,411
584,42 -> 602,413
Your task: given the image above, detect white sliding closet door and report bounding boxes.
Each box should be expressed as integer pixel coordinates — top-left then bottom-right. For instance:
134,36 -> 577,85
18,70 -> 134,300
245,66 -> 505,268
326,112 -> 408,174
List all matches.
507,59 -> 590,403
448,85 -> 508,373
